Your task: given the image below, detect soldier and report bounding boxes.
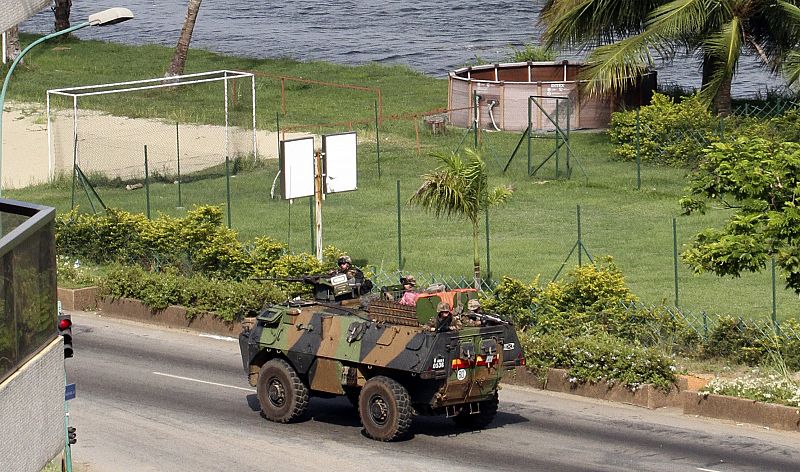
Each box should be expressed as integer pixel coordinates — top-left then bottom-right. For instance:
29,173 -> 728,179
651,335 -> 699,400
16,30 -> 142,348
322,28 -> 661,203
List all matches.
460,298 -> 484,327
427,301 -> 461,332
331,255 -> 373,295
399,275 -> 420,306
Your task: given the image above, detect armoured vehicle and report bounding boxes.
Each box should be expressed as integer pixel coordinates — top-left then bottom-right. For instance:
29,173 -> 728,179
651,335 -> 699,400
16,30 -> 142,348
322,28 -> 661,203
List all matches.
238,274 -> 526,441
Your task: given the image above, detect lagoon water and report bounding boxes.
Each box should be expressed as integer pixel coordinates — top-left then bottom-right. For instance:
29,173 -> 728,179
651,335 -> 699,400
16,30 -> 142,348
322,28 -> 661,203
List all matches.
21,0 -> 786,98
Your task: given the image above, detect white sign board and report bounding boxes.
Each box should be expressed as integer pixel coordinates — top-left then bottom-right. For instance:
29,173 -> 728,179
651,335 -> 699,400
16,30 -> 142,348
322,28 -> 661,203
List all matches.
323,132 -> 357,194
280,137 -> 315,199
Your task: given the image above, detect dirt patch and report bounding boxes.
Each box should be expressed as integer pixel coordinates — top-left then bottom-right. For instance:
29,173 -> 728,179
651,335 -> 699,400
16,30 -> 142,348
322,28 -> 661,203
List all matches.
1,102 -> 302,189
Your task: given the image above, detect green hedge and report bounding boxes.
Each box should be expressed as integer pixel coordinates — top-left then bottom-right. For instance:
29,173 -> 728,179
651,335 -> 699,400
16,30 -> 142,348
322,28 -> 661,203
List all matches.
520,331 -> 677,392
99,265 -> 284,322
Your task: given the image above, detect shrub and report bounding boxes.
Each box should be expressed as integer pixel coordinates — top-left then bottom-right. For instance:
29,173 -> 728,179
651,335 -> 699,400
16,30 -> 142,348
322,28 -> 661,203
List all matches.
520,331 -> 678,392
99,264 -> 284,321
702,315 -> 773,365
608,93 -> 718,165
507,43 -> 557,62
700,370 -> 800,407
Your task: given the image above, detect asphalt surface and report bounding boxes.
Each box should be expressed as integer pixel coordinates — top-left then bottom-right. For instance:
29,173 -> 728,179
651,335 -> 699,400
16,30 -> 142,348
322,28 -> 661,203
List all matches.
65,312 -> 800,472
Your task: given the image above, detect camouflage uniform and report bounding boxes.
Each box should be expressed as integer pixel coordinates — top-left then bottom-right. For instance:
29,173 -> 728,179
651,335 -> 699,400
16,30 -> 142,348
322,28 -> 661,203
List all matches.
331,255 -> 373,294
460,299 -> 484,327
427,302 -> 461,332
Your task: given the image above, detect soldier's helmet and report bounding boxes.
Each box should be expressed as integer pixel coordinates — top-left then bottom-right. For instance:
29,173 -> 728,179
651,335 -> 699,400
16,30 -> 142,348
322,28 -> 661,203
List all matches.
436,301 -> 451,314
467,299 -> 481,311
338,255 -> 352,265
401,275 -> 416,286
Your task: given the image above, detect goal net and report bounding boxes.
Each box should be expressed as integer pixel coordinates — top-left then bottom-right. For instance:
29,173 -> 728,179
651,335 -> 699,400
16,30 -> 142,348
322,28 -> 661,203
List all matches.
47,70 -> 257,187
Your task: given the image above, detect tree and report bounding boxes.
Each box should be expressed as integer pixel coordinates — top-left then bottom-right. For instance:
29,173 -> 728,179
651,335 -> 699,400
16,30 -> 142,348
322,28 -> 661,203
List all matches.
166,0 -> 202,78
540,0 -> 800,115
680,137 -> 800,292
409,149 -> 513,288
3,26 -> 21,62
54,0 -> 72,32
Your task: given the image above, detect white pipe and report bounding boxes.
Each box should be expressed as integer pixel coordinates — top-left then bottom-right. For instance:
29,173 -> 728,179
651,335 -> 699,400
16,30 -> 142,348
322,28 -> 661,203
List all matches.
46,92 -> 52,180
487,101 -> 501,132
72,95 -> 78,167
48,70 -> 253,96
2,32 -> 6,65
224,72 -> 229,162
251,74 -> 257,160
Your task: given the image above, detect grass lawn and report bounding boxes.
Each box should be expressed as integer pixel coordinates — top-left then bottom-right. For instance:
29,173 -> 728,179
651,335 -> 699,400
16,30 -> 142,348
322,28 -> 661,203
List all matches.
4,35 -> 798,320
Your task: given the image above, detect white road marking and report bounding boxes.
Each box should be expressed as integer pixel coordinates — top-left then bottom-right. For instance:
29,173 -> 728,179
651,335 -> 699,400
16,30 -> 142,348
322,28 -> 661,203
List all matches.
153,372 -> 256,392
696,468 -> 723,472
199,334 -> 238,342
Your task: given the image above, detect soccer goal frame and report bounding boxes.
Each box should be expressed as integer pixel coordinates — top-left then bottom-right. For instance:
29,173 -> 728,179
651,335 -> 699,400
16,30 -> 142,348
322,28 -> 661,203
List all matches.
46,69 -> 257,182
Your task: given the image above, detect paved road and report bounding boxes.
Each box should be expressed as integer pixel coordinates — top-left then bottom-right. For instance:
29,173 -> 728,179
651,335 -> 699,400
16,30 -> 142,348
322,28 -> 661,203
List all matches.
66,312 -> 800,472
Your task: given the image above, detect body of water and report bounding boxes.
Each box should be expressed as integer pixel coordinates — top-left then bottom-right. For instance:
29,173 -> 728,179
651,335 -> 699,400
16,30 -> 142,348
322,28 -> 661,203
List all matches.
21,0 -> 787,98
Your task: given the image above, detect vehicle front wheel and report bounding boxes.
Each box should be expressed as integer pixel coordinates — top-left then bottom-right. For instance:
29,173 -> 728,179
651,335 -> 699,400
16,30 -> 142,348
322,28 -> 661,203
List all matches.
451,392 -> 498,429
256,358 -> 309,423
358,376 -> 413,441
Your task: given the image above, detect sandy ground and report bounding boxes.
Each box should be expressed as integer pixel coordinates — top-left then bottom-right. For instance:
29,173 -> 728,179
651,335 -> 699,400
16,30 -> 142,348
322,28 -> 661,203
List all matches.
1,102 -> 299,190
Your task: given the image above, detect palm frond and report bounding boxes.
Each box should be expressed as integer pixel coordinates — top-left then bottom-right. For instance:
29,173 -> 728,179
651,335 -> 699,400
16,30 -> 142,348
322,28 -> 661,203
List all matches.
784,50 -> 800,85
580,33 -> 659,97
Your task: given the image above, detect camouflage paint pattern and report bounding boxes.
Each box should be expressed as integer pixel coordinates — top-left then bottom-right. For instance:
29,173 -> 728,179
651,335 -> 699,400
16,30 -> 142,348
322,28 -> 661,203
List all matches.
240,296 -> 525,410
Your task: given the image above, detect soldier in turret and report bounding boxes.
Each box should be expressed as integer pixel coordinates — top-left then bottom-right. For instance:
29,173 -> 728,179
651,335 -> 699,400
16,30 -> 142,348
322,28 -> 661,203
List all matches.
427,302 -> 461,332
399,275 -> 420,306
460,298 -> 484,327
331,255 -> 373,295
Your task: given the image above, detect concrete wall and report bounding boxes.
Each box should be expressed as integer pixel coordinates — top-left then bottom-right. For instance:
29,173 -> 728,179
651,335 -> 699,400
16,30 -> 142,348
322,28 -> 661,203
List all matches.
0,337 -> 65,472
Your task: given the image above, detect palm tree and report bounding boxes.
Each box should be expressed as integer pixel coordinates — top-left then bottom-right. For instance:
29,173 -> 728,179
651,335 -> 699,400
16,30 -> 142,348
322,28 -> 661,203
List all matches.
166,0 -> 202,78
410,149 -> 513,289
541,0 -> 800,115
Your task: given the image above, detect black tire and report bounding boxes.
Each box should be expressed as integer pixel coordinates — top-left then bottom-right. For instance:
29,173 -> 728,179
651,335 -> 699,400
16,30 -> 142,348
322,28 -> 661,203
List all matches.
451,393 -> 499,429
256,358 -> 309,423
358,376 -> 413,441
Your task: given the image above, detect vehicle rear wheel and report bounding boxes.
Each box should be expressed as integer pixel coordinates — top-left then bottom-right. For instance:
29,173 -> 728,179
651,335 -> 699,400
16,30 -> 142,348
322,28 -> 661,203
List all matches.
358,376 -> 413,441
451,392 -> 498,429
257,359 -> 309,423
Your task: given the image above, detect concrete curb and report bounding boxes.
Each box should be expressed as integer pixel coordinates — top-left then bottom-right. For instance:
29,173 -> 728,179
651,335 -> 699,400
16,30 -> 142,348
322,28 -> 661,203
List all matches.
58,287 -> 239,337
683,392 -> 800,432
57,287 -> 800,432
502,366 -> 685,409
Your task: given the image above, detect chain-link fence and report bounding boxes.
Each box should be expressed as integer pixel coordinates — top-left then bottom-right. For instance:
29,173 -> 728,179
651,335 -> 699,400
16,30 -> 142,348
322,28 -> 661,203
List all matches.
363,266 -> 800,346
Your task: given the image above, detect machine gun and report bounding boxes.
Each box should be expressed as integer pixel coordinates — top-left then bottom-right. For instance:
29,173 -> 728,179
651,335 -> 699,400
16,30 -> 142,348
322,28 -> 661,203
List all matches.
463,310 -> 510,326
257,273 -> 372,302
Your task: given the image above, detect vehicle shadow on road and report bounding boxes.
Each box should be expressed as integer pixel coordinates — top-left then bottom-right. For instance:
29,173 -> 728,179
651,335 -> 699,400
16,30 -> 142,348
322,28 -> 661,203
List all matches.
246,394 -> 528,441
408,411 -> 529,439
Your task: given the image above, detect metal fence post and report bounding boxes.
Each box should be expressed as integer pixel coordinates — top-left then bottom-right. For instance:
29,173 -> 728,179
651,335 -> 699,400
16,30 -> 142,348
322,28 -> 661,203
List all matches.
772,257 -> 778,333
577,205 -> 582,266
375,101 -> 381,178
396,179 -> 403,270
144,145 -> 151,220
176,122 -> 183,208
225,156 -> 232,229
485,207 -> 491,281
673,218 -> 679,307
636,108 -> 641,190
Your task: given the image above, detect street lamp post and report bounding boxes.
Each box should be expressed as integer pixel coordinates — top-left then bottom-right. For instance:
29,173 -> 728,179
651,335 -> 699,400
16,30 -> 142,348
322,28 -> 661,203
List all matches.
0,7 -> 133,196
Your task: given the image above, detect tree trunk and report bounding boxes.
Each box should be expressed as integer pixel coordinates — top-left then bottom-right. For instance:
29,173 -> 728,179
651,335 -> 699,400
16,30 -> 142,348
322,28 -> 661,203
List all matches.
166,0 -> 202,78
472,222 -> 481,290
53,0 -> 72,32
712,73 -> 733,117
700,55 -> 733,116
4,26 -> 21,63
